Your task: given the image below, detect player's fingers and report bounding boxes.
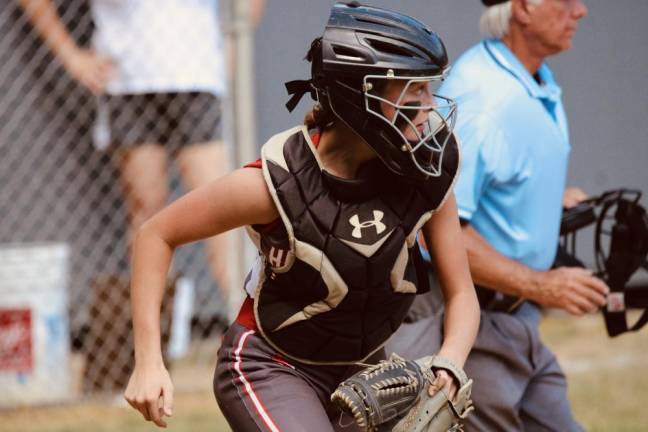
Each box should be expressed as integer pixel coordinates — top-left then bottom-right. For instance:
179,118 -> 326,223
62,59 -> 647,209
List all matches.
129,399 -> 149,420
427,374 -> 443,396
162,383 -> 174,417
427,381 -> 439,396
446,383 -> 457,402
438,371 -> 455,400
137,399 -> 151,422
147,398 -> 163,427
157,407 -> 169,428
125,396 -> 138,411
438,375 -> 455,401
429,371 -> 452,397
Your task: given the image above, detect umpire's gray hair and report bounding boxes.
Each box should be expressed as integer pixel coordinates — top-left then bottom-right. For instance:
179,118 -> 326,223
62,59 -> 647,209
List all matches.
479,0 -> 543,39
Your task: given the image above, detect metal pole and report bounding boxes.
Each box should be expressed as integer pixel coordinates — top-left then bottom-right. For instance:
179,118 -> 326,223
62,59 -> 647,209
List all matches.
226,0 -> 258,319
232,0 -> 258,168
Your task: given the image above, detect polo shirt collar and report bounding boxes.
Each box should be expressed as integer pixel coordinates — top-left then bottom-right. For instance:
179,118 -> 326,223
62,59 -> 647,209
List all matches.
483,38 -> 562,104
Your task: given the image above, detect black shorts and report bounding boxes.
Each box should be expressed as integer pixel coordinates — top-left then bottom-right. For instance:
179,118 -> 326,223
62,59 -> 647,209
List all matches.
100,92 -> 222,150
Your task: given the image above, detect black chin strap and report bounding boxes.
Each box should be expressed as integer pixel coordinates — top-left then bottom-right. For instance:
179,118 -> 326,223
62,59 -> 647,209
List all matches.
604,285 -> 648,337
285,79 -> 314,112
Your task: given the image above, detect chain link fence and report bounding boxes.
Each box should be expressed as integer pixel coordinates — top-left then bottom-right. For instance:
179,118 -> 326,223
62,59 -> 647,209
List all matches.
0,1 -> 244,423
1,2 -> 648,431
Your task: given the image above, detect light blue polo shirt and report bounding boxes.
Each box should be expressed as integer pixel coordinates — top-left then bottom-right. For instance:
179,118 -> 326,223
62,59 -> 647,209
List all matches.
440,39 -> 571,271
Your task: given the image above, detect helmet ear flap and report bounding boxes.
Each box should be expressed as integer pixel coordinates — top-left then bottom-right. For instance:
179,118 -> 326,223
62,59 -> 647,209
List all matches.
307,38 -> 328,91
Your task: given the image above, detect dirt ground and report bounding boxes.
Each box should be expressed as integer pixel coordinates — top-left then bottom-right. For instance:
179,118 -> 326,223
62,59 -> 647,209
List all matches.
2,312 -> 647,432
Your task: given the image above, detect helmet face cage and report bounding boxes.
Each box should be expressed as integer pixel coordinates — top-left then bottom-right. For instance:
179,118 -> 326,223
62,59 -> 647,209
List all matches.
363,73 -> 457,177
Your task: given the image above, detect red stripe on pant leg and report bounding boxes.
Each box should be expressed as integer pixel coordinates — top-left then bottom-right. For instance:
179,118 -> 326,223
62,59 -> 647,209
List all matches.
232,329 -> 282,432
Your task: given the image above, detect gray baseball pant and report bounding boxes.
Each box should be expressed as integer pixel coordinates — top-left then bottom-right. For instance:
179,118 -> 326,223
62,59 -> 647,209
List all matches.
214,322 -> 369,432
386,292 -> 585,432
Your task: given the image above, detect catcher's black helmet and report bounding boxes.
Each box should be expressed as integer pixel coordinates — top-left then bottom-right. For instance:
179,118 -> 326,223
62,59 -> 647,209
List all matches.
286,2 -> 457,179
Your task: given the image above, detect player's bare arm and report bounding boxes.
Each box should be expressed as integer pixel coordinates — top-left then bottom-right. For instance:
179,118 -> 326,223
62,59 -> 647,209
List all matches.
422,194 -> 479,368
420,194 -> 479,398
124,168 -> 277,427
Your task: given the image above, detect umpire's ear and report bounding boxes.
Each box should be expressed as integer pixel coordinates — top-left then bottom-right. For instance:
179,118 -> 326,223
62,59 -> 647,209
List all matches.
511,0 -> 534,26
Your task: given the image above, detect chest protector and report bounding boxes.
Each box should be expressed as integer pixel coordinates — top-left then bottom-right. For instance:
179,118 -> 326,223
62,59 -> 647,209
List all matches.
246,126 -> 459,365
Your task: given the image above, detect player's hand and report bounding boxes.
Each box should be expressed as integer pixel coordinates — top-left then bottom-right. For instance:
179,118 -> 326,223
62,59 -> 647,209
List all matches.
428,369 -> 458,401
60,47 -> 114,95
124,363 -> 174,428
563,187 -> 588,209
535,267 -> 609,315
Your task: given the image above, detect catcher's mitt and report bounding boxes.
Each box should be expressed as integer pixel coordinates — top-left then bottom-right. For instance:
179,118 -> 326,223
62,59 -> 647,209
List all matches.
331,353 -> 473,432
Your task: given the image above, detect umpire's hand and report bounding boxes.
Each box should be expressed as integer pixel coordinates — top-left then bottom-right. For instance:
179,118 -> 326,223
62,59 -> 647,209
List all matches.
535,267 -> 609,315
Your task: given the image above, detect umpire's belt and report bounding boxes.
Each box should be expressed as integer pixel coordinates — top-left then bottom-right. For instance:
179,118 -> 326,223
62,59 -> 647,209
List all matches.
476,285 -> 526,313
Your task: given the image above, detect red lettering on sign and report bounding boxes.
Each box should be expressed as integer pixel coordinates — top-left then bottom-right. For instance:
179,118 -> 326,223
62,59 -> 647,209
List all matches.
0,309 -> 33,372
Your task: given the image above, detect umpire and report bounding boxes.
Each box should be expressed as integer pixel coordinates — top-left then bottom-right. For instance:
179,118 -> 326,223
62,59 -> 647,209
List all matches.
388,0 -> 609,430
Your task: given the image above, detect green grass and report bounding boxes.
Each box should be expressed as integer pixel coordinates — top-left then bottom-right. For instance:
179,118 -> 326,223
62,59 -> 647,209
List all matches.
540,312 -> 648,431
2,313 -> 648,431
0,391 -> 228,432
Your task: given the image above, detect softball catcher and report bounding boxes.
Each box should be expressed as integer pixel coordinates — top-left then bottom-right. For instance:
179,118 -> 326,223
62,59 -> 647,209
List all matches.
124,3 -> 479,430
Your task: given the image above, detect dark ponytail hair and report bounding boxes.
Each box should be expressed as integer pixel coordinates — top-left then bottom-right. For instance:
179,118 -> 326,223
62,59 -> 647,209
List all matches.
303,37 -> 336,130
304,102 -> 335,129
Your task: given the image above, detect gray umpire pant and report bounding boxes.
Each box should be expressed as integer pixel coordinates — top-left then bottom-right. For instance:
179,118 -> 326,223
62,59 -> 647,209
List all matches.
214,322 -> 372,432
386,291 -> 585,432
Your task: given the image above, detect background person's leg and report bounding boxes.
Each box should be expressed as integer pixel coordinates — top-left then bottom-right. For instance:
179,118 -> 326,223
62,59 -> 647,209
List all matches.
176,141 -> 239,317
114,144 -> 169,246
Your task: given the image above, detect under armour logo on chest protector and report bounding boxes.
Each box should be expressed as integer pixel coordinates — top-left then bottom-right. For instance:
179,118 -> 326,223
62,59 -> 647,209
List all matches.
349,211 -> 387,239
